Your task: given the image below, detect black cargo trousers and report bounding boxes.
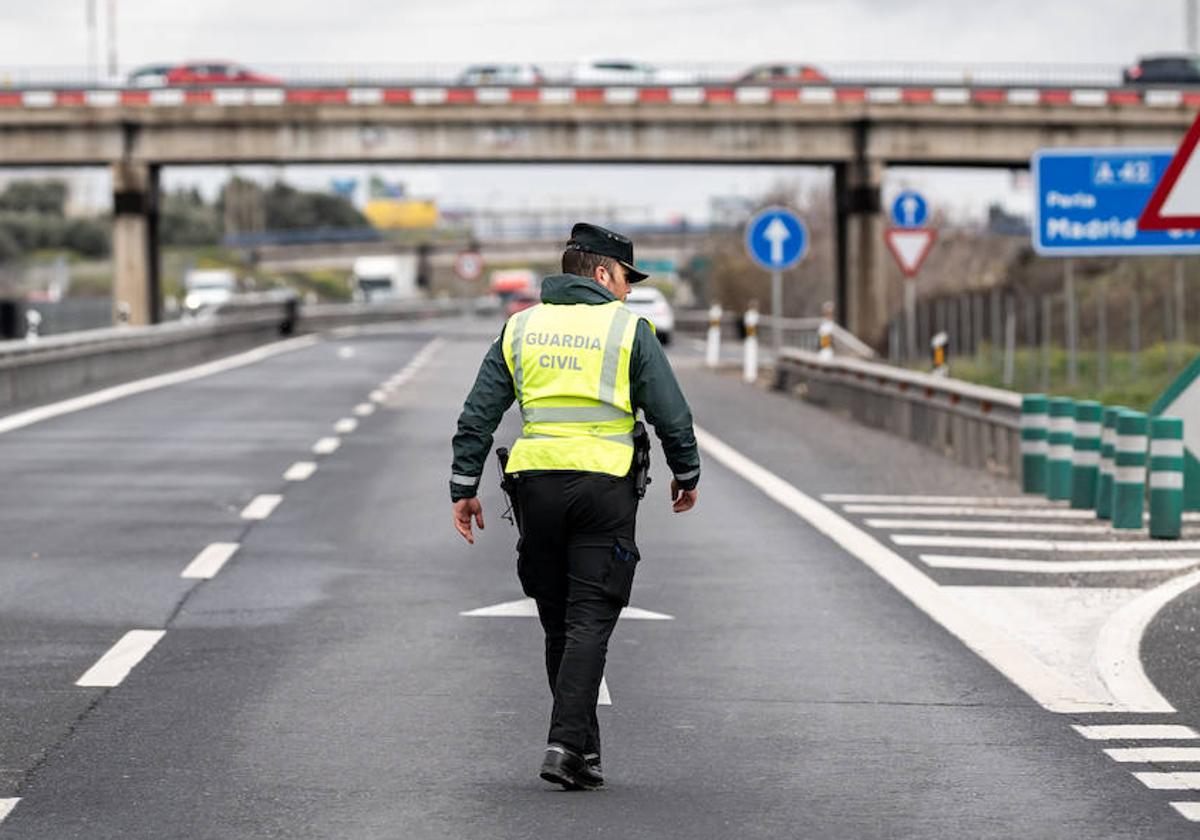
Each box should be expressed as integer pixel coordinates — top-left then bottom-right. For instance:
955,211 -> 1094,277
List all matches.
512,470 -> 640,757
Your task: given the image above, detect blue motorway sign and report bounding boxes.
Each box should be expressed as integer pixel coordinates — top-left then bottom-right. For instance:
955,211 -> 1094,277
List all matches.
745,206 -> 808,270
891,190 -> 928,228
1033,148 -> 1200,256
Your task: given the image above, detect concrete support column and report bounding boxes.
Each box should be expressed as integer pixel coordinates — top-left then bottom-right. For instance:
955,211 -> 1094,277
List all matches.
111,160 -> 160,325
835,156 -> 886,344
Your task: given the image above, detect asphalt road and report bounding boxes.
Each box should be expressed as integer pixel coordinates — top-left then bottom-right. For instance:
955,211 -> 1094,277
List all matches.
1,320 -> 1199,838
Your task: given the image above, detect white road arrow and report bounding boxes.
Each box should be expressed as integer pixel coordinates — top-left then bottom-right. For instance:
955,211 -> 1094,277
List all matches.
460,597 -> 674,706
763,217 -> 790,265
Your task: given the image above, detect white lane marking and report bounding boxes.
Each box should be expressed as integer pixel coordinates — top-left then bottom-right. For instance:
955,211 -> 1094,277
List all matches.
334,417 -> 358,434
1105,747 -> 1200,762
181,542 -> 240,579
1075,724 -> 1200,740
0,335 -> 318,437
240,494 -> 282,520
337,346 -> 356,359
844,504 -> 1100,519
822,493 -> 1051,506
1136,772 -> 1200,790
460,597 -> 673,620
696,426 -> 1110,713
284,461 -> 317,481
921,555 -> 1200,574
369,390 -> 387,403
866,518 -> 1109,534
0,799 -> 18,824
1171,802 -> 1200,820
76,630 -> 166,687
353,403 -> 376,417
1094,569 -> 1200,714
894,535 -> 1200,552
598,676 -> 612,706
312,437 -> 341,455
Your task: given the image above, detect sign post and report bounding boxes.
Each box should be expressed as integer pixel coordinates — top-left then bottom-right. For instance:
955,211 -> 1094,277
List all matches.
745,207 -> 808,359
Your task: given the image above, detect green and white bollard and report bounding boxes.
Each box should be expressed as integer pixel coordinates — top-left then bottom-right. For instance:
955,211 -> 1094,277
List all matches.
1095,406 -> 1124,520
1113,411 -> 1148,530
1069,400 -> 1103,509
1149,416 -> 1185,540
1046,397 -> 1076,501
1020,394 -> 1049,494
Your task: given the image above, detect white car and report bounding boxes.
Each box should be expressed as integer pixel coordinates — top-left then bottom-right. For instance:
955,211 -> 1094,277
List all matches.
624,287 -> 674,345
457,64 -> 544,86
568,59 -> 696,86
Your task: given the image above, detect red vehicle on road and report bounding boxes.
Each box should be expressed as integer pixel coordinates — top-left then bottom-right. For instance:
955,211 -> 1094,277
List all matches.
165,62 -> 281,86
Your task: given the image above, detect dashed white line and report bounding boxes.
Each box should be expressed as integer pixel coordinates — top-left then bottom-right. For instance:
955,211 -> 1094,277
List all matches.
0,799 -> 18,824
334,417 -> 358,434
312,437 -> 341,455
867,518 -> 1109,534
1074,724 -> 1200,740
822,493 -> 1052,506
353,403 -> 376,417
369,390 -> 386,403
181,542 -> 240,579
284,461 -> 318,481
241,494 -> 283,520
844,504 -> 1100,519
1105,747 -> 1200,762
921,555 -> 1200,574
337,346 -> 356,359
893,536 -> 1200,552
1135,772 -> 1200,790
76,630 -> 166,688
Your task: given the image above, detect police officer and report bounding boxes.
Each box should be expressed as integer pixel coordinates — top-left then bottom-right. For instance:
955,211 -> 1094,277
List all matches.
450,222 -> 700,791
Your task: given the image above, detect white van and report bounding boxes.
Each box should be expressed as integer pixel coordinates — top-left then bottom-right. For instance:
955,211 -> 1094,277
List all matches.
183,269 -> 237,312
352,255 -> 418,303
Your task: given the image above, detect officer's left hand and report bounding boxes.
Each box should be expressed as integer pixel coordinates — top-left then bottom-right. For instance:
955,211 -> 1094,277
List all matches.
453,498 -> 485,544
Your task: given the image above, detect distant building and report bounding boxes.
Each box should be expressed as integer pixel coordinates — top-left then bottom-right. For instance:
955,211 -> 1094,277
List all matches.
986,202 -> 1030,237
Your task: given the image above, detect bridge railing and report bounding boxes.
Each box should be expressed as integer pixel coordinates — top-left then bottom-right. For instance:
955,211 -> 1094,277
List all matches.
774,347 -> 1022,478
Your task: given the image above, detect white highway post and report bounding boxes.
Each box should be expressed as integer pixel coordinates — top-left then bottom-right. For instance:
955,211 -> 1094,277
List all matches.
706,303 -> 722,369
931,331 -> 949,377
743,306 -> 759,382
818,318 -> 834,361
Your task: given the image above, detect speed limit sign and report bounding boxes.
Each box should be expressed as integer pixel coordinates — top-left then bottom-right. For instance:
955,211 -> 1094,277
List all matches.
454,251 -> 484,282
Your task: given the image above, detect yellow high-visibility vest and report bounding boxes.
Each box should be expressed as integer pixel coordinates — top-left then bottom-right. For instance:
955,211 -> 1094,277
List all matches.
501,300 -> 647,476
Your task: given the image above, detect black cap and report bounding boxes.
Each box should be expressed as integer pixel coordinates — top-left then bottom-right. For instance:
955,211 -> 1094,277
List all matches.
565,222 -> 649,283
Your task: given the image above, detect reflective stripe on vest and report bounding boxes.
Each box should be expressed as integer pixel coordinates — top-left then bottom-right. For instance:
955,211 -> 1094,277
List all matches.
501,300 -> 641,476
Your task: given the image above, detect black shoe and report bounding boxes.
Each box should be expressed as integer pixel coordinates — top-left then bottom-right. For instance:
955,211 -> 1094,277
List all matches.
583,752 -> 602,777
539,744 -> 604,791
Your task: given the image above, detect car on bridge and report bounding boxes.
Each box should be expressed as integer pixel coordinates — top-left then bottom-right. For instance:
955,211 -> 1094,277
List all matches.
1123,54 -> 1200,84
457,64 -> 544,86
127,63 -> 175,88
568,59 -> 697,85
734,63 -> 828,85
163,62 -> 282,87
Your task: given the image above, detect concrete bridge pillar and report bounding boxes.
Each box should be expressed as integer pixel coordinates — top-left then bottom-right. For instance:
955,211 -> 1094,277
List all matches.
111,161 -> 160,326
835,157 -> 886,346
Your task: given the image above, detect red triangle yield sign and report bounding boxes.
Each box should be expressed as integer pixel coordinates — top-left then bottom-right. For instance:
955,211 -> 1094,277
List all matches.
884,228 -> 936,277
1140,110 -> 1200,230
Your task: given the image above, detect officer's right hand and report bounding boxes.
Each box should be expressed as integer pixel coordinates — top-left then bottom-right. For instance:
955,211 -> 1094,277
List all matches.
453,498 -> 485,544
670,480 -> 698,513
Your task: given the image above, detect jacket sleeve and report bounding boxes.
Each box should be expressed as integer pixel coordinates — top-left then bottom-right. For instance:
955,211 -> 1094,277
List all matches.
450,329 -> 515,501
629,318 -> 700,490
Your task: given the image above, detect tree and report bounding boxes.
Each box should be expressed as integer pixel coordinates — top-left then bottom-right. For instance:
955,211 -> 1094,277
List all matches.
0,180 -> 67,216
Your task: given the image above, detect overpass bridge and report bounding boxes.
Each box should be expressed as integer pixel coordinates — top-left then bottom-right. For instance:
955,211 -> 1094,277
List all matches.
1,79 -> 1195,340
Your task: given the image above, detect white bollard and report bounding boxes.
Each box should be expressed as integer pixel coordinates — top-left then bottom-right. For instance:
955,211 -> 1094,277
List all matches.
24,309 -> 41,342
706,304 -> 722,369
817,318 -> 834,361
743,306 -> 759,382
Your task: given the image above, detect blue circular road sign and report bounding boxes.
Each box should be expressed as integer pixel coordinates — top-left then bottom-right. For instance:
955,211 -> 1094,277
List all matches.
745,206 -> 808,270
891,190 -> 929,228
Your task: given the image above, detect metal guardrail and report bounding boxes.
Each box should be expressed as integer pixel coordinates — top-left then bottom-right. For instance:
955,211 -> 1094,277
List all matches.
774,347 -> 1022,478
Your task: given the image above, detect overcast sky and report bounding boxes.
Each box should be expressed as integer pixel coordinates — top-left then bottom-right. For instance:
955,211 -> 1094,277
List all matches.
2,1 -> 1190,224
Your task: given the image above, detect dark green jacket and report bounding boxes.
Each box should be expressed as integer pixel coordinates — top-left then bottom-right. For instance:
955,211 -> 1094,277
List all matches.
450,274 -> 700,501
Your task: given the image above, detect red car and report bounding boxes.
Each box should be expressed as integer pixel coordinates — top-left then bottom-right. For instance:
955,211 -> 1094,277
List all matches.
735,63 -> 828,85
504,291 -> 539,318
165,62 -> 281,86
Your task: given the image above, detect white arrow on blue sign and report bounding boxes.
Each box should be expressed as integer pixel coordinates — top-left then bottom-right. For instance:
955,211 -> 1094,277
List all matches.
745,206 -> 808,270
891,190 -> 929,228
